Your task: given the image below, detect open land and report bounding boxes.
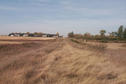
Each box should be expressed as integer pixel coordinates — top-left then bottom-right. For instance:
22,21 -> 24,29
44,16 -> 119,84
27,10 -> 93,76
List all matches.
0,36 -> 126,84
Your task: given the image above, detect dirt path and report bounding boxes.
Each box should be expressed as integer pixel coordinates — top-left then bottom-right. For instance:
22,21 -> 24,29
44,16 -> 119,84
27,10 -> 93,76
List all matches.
0,39 -> 126,84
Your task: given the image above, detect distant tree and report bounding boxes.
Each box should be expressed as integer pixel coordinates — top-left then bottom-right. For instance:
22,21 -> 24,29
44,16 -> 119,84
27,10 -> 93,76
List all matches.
26,32 -> 30,34
84,32 -> 91,39
118,25 -> 124,38
68,32 -> 74,38
33,32 -> 43,37
109,32 -> 118,37
100,30 -> 106,37
74,34 -> 83,39
123,28 -> 126,39
94,34 -> 101,40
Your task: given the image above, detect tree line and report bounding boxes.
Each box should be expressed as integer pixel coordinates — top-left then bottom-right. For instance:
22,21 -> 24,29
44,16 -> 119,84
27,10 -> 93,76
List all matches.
68,25 -> 126,42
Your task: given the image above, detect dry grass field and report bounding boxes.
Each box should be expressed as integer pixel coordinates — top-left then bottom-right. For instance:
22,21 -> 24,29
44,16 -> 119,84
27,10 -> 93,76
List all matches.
0,36 -> 55,41
0,37 -> 126,84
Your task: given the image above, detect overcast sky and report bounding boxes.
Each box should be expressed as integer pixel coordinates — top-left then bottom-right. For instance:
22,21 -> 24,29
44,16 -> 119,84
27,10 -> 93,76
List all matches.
0,0 -> 126,35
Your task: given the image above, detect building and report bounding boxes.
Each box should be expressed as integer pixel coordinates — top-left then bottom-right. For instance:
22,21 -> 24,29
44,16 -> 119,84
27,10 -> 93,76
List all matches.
9,33 -> 21,37
8,32 -> 60,38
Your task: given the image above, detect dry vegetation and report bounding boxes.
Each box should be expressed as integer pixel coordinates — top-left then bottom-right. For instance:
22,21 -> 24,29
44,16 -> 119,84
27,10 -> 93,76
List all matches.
0,37 -> 126,84
70,38 -> 107,51
0,36 -> 55,41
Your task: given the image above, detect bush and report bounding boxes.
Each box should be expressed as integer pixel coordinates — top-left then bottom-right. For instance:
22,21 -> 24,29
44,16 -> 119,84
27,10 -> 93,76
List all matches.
100,39 -> 108,43
68,32 -> 74,38
70,38 -> 107,51
70,39 -> 80,43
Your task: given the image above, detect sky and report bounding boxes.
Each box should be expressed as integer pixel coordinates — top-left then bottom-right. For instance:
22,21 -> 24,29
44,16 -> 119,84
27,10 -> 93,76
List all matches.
0,0 -> 126,35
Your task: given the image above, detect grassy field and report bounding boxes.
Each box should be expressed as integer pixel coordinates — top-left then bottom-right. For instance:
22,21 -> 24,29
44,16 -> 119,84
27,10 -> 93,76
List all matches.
0,37 -> 126,84
0,36 -> 56,41
0,36 -> 56,45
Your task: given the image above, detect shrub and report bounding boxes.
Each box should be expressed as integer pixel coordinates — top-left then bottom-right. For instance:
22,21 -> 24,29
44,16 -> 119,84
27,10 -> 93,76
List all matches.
70,39 -> 80,43
68,32 -> 74,38
100,39 -> 108,43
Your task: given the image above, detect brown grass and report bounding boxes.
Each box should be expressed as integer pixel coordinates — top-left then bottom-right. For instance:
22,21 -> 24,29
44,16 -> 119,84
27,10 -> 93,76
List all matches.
0,36 -> 56,41
70,38 -> 107,51
0,41 -> 24,44
0,38 -> 63,84
121,44 -> 126,48
0,38 -> 126,84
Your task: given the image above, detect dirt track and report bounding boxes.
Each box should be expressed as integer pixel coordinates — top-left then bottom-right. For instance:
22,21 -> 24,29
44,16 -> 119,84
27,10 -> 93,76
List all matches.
0,39 -> 126,84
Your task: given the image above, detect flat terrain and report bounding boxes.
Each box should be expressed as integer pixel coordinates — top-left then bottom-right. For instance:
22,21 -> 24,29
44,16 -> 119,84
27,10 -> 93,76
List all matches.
0,37 -> 126,84
0,36 -> 55,41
